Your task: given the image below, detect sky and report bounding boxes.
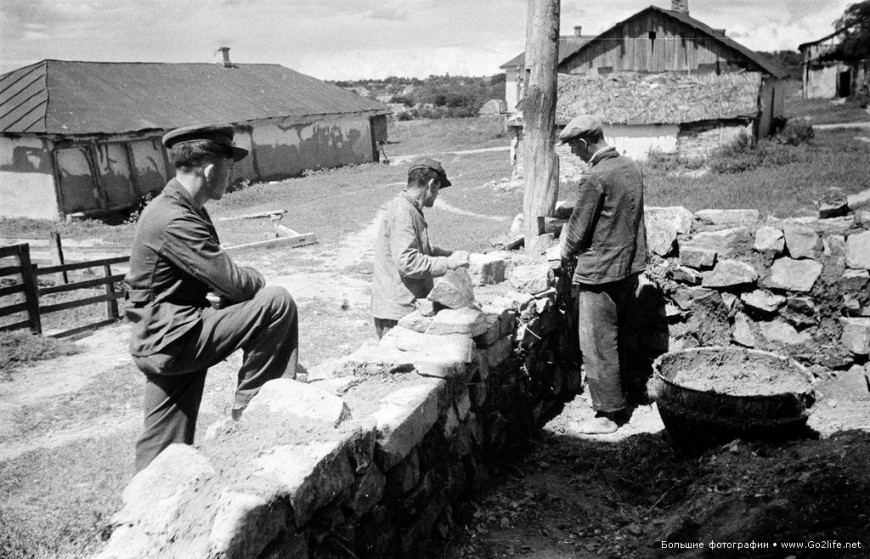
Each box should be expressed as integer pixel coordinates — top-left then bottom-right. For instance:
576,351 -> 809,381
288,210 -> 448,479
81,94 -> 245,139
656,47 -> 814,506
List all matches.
0,0 -> 855,81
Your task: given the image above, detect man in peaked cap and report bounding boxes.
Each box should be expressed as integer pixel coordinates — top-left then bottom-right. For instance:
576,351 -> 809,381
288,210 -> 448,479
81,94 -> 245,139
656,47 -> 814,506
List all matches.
124,123 -> 300,471
558,115 -> 649,434
370,156 -> 470,338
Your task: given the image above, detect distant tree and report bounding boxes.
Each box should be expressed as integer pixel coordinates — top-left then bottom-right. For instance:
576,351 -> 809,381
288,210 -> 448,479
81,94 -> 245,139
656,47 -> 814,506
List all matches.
490,73 -> 506,85
834,0 -> 870,60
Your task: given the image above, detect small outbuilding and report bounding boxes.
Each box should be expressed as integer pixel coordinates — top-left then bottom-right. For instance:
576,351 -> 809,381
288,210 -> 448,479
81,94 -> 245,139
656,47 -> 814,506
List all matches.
0,58 -> 391,220
799,28 -> 869,99
509,72 -> 777,164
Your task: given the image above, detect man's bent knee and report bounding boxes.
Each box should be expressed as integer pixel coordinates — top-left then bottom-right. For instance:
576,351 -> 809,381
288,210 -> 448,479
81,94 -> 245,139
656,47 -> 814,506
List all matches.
256,286 -> 296,315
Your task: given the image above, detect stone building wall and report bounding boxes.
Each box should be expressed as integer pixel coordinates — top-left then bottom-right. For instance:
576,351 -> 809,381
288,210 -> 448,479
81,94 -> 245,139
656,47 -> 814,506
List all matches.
96,206 -> 870,559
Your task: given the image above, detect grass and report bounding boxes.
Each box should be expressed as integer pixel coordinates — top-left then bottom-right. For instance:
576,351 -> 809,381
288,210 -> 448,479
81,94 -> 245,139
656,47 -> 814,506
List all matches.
0,330 -> 81,380
386,116 -> 508,156
780,78 -> 870,125
643,128 -> 869,216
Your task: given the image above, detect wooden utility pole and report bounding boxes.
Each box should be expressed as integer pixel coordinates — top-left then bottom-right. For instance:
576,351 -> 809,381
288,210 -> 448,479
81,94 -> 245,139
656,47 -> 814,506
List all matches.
522,0 -> 560,253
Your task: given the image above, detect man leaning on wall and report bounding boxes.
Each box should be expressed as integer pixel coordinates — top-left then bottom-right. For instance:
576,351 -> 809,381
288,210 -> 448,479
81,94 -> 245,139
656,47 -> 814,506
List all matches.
559,115 -> 649,435
370,156 -> 469,339
123,123 -> 300,472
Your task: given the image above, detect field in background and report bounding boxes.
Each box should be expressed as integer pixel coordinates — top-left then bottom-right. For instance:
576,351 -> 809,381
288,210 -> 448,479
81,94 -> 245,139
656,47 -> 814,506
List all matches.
781,78 -> 870,125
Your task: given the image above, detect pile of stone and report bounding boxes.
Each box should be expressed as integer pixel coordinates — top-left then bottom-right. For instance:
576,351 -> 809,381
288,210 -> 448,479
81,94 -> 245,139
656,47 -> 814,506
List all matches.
646,206 -> 870,378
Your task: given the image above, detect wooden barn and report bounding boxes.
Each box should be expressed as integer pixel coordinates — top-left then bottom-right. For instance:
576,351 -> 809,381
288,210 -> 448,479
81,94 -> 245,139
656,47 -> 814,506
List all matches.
509,72 -> 772,164
0,58 -> 391,220
500,0 -> 787,111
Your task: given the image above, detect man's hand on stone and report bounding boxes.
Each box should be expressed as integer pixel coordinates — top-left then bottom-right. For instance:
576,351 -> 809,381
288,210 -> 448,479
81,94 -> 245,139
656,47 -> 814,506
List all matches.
447,251 -> 470,269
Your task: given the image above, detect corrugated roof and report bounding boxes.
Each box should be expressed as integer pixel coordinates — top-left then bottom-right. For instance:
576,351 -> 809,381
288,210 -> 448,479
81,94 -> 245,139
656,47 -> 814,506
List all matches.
499,36 -> 596,69
0,60 -> 391,135
511,72 -> 761,126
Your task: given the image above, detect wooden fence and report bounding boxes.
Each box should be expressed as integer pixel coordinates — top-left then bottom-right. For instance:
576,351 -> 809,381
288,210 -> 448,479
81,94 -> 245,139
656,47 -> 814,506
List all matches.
0,243 -> 128,338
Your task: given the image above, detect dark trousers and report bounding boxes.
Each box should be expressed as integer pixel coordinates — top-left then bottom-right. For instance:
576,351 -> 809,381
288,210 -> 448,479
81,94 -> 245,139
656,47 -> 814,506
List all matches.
132,287 -> 298,472
373,317 -> 398,339
575,274 -> 638,413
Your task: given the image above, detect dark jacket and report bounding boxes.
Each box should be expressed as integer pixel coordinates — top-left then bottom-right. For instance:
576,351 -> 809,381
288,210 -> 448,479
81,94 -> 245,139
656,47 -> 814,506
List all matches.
371,193 -> 450,320
123,179 -> 264,356
560,147 -> 648,284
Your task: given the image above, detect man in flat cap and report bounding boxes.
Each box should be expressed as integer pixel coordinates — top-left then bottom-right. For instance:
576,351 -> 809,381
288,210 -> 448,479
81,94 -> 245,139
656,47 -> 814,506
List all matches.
371,156 -> 469,338
559,115 -> 648,434
124,123 -> 299,471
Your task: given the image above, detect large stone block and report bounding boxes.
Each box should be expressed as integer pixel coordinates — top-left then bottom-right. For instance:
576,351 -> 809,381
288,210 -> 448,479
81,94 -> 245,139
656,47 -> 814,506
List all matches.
732,313 -> 756,347
428,268 -> 475,309
701,259 -> 758,289
783,224 -> 819,259
645,206 -> 695,234
696,209 -> 759,226
759,320 -> 812,346
740,290 -> 786,314
841,317 -> 870,355
670,266 -> 703,285
690,227 -> 750,256
345,466 -> 386,519
487,336 -> 513,368
753,226 -> 784,254
425,307 -> 489,337
469,252 -> 509,285
371,381 -> 445,470
209,491 -> 287,559
252,439 -> 356,527
244,379 -> 351,428
765,257 -> 823,293
823,234 -> 847,257
381,326 -> 476,365
115,444 -> 216,532
344,417 -> 377,473
846,231 -> 870,270
647,218 -> 678,257
839,269 -> 870,292
508,262 -> 551,294
398,310 -> 434,333
679,245 -> 717,270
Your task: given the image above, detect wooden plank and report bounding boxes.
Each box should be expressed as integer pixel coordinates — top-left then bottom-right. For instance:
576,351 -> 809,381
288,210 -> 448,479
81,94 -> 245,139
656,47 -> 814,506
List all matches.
224,233 -> 319,251
49,231 -> 69,284
217,209 -> 286,222
104,263 -> 119,320
17,245 -> 41,335
0,318 -> 34,332
38,273 -> 125,296
50,318 -> 118,339
0,244 -> 26,258
38,255 -> 129,275
0,283 -> 25,298
0,301 -> 29,319
0,265 -> 23,278
40,292 -> 121,314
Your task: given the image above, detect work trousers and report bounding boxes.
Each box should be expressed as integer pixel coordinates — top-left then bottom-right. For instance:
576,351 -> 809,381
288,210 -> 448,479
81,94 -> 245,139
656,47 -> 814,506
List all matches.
575,274 -> 638,413
373,317 -> 398,339
132,286 -> 298,472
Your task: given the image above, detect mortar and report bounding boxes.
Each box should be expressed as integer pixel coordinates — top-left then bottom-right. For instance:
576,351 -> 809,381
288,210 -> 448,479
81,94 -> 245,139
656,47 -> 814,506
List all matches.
650,347 -> 816,449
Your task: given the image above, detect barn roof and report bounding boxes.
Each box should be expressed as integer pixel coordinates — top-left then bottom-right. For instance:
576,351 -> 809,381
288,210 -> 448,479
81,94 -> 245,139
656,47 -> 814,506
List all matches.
512,72 -> 761,126
499,36 -> 596,69
501,6 -> 787,79
0,60 -> 391,135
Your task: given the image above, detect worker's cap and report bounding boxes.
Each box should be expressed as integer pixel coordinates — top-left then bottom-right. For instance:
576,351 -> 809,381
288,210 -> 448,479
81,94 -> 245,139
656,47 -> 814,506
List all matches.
408,156 -> 452,187
558,114 -> 604,145
162,123 -> 249,162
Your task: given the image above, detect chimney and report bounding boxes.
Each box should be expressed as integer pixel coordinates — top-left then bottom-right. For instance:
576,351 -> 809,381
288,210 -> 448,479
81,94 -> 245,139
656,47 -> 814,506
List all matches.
217,46 -> 232,68
671,0 -> 688,14
573,25 -> 583,37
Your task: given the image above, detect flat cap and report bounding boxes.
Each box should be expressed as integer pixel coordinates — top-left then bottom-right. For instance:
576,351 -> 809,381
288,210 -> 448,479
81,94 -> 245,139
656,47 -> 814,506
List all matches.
558,114 -> 604,145
162,123 -> 249,162
408,156 -> 452,187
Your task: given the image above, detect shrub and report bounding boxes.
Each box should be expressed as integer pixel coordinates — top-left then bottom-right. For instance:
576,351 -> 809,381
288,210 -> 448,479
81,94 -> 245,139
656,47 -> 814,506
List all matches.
0,330 -> 81,380
707,132 -> 801,174
777,119 -> 815,146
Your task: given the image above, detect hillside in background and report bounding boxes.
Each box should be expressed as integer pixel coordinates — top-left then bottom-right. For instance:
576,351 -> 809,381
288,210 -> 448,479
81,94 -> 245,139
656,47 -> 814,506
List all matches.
331,74 -> 506,118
